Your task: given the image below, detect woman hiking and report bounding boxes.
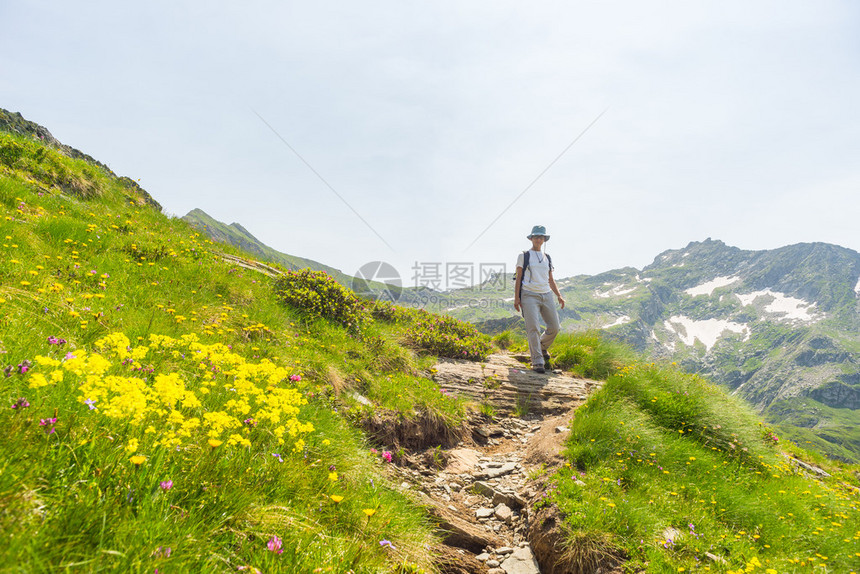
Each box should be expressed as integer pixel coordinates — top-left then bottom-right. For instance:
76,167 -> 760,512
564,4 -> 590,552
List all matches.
513,225 -> 565,373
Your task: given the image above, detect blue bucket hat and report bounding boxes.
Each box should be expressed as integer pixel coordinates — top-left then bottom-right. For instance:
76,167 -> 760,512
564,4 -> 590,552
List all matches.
527,225 -> 550,241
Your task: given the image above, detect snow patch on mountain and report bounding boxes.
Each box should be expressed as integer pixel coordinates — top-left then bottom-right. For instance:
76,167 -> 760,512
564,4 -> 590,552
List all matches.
736,290 -> 819,322
664,315 -> 750,351
596,284 -> 638,298
651,329 -> 674,351
855,277 -> 860,296
685,276 -> 740,297
601,315 -> 630,328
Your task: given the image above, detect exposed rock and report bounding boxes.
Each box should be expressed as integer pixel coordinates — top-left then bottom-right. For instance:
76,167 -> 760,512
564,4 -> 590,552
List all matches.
481,462 -> 517,479
705,552 -> 727,564
809,380 -> 860,410
432,353 -> 600,415
494,503 -> 513,523
662,527 -> 681,543
787,456 -> 831,478
470,481 -> 496,499
492,490 -> 526,510
422,495 -> 504,553
447,448 -> 482,474
500,546 -> 541,574
434,544 -> 489,574
390,352 -> 607,572
350,392 -> 372,406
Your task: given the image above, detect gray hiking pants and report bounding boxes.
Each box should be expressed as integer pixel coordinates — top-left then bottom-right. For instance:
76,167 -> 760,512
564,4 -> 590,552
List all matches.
520,290 -> 560,367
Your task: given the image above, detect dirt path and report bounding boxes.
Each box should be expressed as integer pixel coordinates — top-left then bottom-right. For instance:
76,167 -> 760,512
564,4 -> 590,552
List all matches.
387,353 -> 604,574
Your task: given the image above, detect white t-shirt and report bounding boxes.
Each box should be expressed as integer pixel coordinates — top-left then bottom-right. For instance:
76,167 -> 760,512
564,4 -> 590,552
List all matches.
516,250 -> 551,294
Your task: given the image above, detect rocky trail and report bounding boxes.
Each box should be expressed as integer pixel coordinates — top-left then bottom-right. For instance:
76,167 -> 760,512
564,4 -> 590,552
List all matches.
382,352 -> 604,574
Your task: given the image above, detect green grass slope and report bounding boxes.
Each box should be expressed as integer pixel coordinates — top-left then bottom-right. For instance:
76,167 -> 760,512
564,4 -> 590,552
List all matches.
549,361 -> 860,573
0,127 -> 496,572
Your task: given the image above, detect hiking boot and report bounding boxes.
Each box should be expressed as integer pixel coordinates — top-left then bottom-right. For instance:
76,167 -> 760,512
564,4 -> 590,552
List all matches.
542,351 -> 552,369
532,366 -> 546,374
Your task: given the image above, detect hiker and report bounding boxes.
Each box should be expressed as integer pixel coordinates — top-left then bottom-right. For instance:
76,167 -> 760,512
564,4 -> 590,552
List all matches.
513,225 -> 565,374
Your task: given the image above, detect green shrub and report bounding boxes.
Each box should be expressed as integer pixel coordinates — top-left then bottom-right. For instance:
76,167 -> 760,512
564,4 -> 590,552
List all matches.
273,269 -> 370,331
369,300 -> 411,323
403,309 -> 492,361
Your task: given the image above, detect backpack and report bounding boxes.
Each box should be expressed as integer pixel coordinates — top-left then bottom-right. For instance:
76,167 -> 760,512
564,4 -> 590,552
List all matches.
515,250 -> 553,299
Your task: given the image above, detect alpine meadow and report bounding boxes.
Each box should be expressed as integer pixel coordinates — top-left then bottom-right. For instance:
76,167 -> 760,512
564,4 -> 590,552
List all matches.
1,109 -> 859,573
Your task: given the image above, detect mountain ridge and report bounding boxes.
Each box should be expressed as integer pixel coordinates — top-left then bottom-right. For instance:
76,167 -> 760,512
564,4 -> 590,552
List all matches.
0,107 -> 162,210
182,207 -> 353,282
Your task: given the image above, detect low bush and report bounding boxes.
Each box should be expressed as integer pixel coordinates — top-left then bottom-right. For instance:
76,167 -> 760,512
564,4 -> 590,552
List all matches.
369,300 -> 412,323
402,309 -> 492,361
273,269 -> 371,331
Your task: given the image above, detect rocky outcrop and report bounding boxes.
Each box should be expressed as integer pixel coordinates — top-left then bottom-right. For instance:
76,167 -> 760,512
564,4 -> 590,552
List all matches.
809,381 -> 860,410
431,354 -> 600,416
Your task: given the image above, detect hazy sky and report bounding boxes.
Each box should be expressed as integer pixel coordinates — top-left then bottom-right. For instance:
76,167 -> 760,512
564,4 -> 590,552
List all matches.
2,1 -> 858,287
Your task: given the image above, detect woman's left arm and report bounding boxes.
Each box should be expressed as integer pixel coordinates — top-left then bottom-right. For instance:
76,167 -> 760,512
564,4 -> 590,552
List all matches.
549,270 -> 566,309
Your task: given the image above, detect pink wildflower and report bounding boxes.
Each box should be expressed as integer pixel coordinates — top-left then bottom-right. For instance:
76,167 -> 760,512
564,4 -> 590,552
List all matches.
266,536 -> 283,554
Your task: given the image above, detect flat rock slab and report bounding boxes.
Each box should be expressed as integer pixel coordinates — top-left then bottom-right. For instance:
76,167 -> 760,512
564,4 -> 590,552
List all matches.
445,448 -> 482,474
481,462 -> 517,479
501,546 -> 541,574
433,353 -> 601,415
